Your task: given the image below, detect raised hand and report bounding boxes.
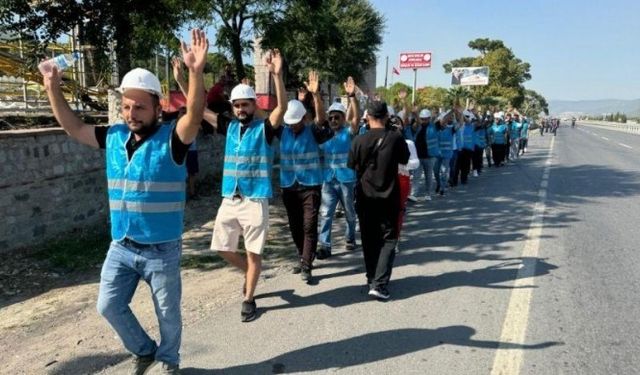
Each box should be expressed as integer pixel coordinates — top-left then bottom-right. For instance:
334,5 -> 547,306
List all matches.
344,76 -> 356,96
266,49 -> 283,76
171,57 -> 183,81
304,70 -> 320,94
181,28 -> 208,73
42,65 -> 62,92
398,89 -> 408,100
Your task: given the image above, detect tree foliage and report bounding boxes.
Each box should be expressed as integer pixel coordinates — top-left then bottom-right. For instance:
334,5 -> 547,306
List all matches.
0,0 -> 193,79
260,0 -> 384,89
443,38 -> 533,109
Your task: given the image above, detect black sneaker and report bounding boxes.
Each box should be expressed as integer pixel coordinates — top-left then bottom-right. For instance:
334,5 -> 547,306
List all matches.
241,300 -> 257,322
368,286 -> 390,300
345,241 -> 356,251
131,353 -> 155,375
316,247 -> 332,260
301,266 -> 312,283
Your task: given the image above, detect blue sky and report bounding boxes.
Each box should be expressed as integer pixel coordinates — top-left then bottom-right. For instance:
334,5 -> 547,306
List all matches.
368,0 -> 640,101
182,0 -> 639,101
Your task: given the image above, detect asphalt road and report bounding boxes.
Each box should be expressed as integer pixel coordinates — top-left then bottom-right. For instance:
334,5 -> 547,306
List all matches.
101,123 -> 640,375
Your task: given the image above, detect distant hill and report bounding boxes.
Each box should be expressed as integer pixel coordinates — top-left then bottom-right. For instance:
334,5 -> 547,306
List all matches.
549,99 -> 640,117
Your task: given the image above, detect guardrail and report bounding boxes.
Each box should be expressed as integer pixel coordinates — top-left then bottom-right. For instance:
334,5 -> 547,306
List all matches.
579,121 -> 640,135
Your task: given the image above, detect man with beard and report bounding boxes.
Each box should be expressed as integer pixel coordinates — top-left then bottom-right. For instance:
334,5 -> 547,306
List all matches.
275,70 -> 333,283
42,30 -> 208,374
206,49 -> 287,323
348,101 -> 410,300
317,77 -> 360,260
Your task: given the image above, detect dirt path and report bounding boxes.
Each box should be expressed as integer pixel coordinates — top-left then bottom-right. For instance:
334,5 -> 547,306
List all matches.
0,193 -> 307,375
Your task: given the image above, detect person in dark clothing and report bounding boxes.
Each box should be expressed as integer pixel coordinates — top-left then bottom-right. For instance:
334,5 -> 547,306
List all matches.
348,101 -> 410,300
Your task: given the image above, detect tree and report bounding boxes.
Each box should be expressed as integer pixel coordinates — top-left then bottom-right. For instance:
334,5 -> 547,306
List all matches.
521,89 -> 549,120
0,0 -> 193,79
415,86 -> 449,111
375,82 -> 411,107
443,38 -> 533,109
260,0 -> 384,89
193,0 -> 284,81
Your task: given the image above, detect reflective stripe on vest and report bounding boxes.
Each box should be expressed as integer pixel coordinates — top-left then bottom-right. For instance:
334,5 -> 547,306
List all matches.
279,125 -> 322,187
462,124 -> 474,150
438,126 -> 454,159
321,126 -> 356,183
426,124 -> 440,157
106,123 -> 186,244
474,128 -> 487,148
221,119 -> 273,198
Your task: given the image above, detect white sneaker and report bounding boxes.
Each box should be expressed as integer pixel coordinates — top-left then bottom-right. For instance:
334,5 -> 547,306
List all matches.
473,170 -> 478,177
424,195 -> 432,201
407,195 -> 418,202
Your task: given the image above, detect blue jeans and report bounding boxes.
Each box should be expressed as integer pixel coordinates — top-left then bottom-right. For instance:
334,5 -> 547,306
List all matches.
318,180 -> 356,249
434,156 -> 451,192
411,157 -> 436,197
97,239 -> 182,365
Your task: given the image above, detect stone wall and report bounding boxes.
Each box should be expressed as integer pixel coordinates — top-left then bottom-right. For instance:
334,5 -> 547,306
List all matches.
0,127 -> 224,253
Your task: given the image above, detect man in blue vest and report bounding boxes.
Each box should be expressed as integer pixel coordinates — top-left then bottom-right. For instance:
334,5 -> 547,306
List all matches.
318,77 -> 360,260
489,112 -> 508,167
472,113 -> 487,176
42,30 -> 208,374
206,49 -> 287,322
509,112 -> 523,160
457,110 -> 476,185
408,109 -> 439,201
519,116 -> 530,155
275,70 -> 333,283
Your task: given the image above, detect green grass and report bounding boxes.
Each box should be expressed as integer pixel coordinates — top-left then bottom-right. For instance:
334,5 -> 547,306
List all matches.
30,227 -> 111,271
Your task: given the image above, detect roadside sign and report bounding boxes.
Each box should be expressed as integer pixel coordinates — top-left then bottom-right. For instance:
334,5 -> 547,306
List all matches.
400,52 -> 432,69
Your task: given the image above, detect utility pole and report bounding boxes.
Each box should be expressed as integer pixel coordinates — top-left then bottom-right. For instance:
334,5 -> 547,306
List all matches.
384,56 -> 389,89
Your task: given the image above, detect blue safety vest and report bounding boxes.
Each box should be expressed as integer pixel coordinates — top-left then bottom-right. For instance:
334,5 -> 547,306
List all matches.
280,125 -> 322,187
438,126 -> 454,159
511,121 -> 523,138
320,126 -> 356,183
426,123 -> 440,157
455,125 -> 464,151
474,126 -> 487,148
106,123 -> 186,244
521,121 -> 529,139
402,126 -> 415,142
462,123 -> 475,150
222,119 -> 273,198
490,123 -> 507,145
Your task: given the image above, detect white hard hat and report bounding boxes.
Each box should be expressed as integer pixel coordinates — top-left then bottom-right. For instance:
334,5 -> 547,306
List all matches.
437,109 -> 451,122
493,112 -> 503,119
230,84 -> 257,102
283,99 -> 307,124
419,109 -> 432,118
117,68 -> 163,98
498,111 -> 505,118
328,102 -> 347,115
463,110 -> 476,120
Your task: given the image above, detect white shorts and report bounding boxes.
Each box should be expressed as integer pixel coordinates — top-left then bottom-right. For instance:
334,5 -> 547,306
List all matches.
210,197 -> 269,255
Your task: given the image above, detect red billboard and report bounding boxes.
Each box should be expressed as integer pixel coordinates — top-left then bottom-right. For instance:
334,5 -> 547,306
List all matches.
399,52 -> 432,69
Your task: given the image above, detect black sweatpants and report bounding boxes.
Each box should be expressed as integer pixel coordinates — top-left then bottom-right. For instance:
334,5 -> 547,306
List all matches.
472,146 -> 484,173
491,144 -> 507,166
355,188 -> 399,289
282,186 -> 321,268
458,149 -> 474,184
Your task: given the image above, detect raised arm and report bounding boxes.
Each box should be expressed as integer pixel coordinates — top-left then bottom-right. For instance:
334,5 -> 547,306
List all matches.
267,49 -> 287,128
304,70 -> 325,125
43,67 -> 99,148
344,77 -> 360,134
175,29 -> 208,144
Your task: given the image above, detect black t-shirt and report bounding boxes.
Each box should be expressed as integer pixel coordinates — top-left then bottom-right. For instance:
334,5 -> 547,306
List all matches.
414,124 -> 428,159
215,114 -> 277,145
94,124 -> 191,164
348,127 -> 410,198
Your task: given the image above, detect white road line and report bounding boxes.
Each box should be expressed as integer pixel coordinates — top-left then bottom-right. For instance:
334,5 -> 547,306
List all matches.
490,136 -> 555,375
619,143 -> 633,149
601,136 -> 610,141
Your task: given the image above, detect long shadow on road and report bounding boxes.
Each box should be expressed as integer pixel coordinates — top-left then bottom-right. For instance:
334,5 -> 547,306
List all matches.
181,326 -> 561,374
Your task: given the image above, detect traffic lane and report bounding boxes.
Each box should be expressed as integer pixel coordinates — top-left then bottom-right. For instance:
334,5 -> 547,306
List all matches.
523,121 -> 640,374
577,122 -> 640,149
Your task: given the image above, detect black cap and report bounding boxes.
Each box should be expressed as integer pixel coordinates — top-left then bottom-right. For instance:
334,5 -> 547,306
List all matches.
367,100 -> 389,119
